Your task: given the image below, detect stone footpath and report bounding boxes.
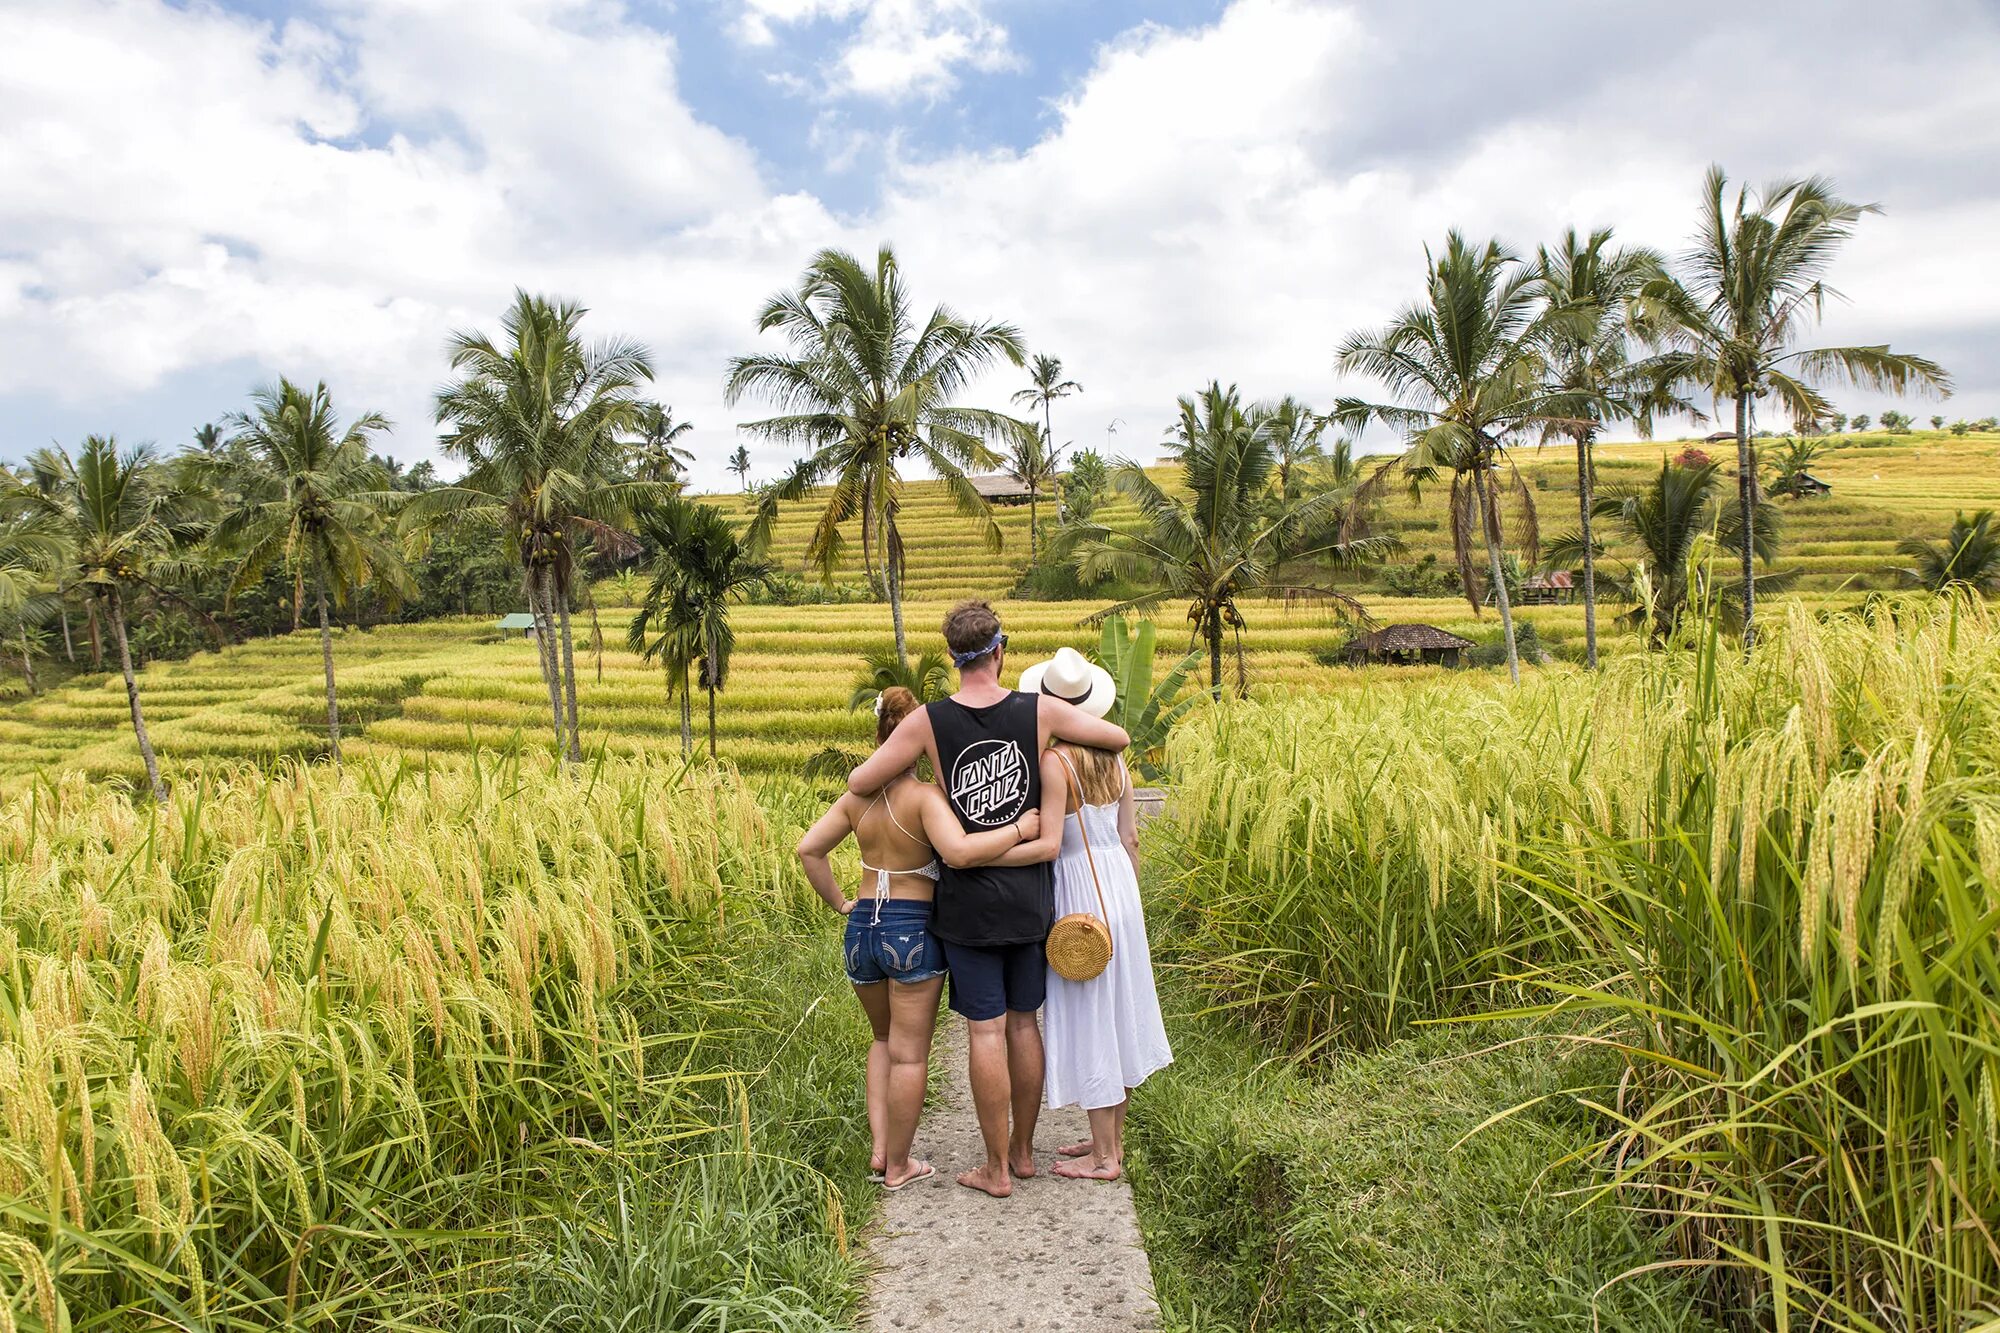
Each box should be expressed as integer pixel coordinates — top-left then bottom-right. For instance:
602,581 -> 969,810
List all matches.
863,1017 -> 1161,1332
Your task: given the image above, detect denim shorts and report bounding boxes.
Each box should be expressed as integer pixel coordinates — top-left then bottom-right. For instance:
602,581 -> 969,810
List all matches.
844,898 -> 947,986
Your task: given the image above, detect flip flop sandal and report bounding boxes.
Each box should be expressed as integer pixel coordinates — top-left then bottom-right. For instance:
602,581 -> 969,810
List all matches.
882,1161 -> 935,1191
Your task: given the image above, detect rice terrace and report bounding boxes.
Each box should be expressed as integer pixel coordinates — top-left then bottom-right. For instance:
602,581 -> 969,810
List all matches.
5,3 -> 2000,1332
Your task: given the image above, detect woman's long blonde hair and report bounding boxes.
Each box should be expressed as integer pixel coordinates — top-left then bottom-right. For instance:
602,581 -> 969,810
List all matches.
1052,742 -> 1123,806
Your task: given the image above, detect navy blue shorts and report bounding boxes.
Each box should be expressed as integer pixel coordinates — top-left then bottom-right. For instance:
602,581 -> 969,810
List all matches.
940,938 -> 1047,1021
844,899 -> 947,986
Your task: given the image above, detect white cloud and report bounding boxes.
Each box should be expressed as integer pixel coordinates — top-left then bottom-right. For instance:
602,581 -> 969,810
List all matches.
729,0 -> 1016,100
2,0 -> 1996,487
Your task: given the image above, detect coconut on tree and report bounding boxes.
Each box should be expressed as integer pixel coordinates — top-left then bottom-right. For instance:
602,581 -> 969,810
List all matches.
14,437 -> 207,801
1062,382 -> 1395,698
1335,232 -> 1575,684
413,291 -> 658,762
1640,167 -> 1951,646
725,245 -> 1027,664
217,378 -> 409,763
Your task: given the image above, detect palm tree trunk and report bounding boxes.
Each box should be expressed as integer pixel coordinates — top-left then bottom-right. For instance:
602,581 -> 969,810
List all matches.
1045,401 -> 1060,521
888,520 -> 908,666
292,568 -> 304,634
316,561 -> 341,764
1734,393 -> 1758,650
107,589 -> 166,803
1472,462 -> 1521,685
555,582 -> 583,762
680,686 -> 693,759
530,567 -> 565,755
861,500 -> 878,596
706,624 -> 720,760
60,609 -> 74,663
19,627 -> 37,696
1575,428 -> 1599,670
86,599 -> 103,670
1206,616 -> 1224,700
1028,489 -> 1039,562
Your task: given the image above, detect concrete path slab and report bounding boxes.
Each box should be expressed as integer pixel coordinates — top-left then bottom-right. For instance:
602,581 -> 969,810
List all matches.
863,1016 -> 1160,1332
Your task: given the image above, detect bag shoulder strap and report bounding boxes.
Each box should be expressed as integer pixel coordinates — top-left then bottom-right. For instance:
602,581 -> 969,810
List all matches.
1054,750 -> 1111,927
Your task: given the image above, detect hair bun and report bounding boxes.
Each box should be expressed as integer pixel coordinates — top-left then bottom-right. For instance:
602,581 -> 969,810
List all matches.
875,686 -> 920,743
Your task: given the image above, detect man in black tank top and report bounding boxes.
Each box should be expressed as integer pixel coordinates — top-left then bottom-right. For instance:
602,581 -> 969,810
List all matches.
847,600 -> 1132,1198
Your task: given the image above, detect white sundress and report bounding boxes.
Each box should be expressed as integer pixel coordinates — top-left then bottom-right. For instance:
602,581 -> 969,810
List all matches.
1042,759 -> 1174,1111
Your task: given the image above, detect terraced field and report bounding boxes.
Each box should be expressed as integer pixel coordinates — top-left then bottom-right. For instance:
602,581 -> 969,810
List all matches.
0,589 -> 1886,790
707,430 -> 2000,596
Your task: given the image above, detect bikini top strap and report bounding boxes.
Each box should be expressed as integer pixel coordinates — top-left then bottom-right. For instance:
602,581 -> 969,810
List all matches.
881,780 -> 928,848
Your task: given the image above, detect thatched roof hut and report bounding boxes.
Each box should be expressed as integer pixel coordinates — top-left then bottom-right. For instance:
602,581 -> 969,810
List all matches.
1343,623 -> 1476,668
967,474 -> 1047,505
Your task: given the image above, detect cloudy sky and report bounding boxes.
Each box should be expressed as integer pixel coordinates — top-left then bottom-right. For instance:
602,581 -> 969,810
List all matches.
3,0 -> 1996,488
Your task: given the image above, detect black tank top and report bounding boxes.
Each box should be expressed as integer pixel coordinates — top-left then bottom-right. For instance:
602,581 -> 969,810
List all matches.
926,692 -> 1053,946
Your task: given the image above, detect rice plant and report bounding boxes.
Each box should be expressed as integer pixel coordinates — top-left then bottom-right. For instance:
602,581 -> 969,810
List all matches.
0,752 -> 825,1329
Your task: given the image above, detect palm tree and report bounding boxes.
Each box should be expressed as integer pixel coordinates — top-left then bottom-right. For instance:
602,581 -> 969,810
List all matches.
1004,427 -> 1059,561
626,403 -> 695,485
1547,457 -> 1779,645
219,378 -> 407,763
415,290 -> 657,762
15,437 -> 205,801
1640,167 -> 1951,647
728,444 -> 754,491
1335,232 -> 1574,684
1249,397 -> 1327,504
849,644 -> 952,713
627,497 -> 775,759
1763,435 -> 1829,497
1012,354 -> 1083,519
0,509 -> 63,695
725,245 -> 1027,663
1063,382 -> 1394,697
1532,227 -> 1679,670
1896,510 -> 2000,594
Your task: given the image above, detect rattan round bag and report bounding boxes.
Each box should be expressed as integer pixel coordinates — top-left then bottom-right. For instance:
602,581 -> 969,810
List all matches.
1045,763 -> 1114,982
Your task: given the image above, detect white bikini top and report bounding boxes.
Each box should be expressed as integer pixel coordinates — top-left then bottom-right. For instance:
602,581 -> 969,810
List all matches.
858,777 -> 942,902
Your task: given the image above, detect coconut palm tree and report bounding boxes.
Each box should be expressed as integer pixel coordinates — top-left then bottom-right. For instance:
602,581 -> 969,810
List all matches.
1012,354 -> 1082,519
219,378 -> 408,763
1547,457 -> 1779,644
725,245 -> 1026,663
1335,232 -> 1576,684
0,509 -> 64,695
15,437 -> 206,801
1005,427 -> 1059,561
1249,397 -> 1327,504
1063,382 -> 1394,697
728,444 -> 754,491
1896,510 -> 2000,594
626,403 -> 695,485
627,496 -> 775,759
414,291 -> 657,762
1640,167 -> 1951,646
1532,227 -> 1680,670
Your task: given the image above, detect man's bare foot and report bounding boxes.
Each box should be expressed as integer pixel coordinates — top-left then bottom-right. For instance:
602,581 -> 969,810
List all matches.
1052,1157 -> 1122,1180
870,1152 -> 887,1175
1008,1147 -> 1037,1178
1056,1140 -> 1094,1158
957,1163 -> 1013,1198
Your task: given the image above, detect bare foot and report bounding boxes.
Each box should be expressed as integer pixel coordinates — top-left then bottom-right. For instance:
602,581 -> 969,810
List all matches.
1052,1157 -> 1122,1181
884,1159 -> 934,1190
1056,1140 -> 1094,1158
1008,1147 -> 1037,1178
870,1152 -> 887,1175
957,1163 -> 1013,1198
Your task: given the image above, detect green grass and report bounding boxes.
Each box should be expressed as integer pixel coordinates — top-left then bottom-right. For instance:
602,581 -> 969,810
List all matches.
1129,981 -> 1723,1332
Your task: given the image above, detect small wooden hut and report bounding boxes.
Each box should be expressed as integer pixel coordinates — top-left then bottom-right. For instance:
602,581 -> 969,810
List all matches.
496,612 -> 537,638
1342,623 -> 1476,668
967,474 -> 1047,506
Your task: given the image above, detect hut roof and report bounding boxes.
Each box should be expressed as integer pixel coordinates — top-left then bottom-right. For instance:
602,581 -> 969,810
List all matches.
1349,623 -> 1476,654
967,473 -> 1046,501
1704,430 -> 1739,443
496,613 -> 537,630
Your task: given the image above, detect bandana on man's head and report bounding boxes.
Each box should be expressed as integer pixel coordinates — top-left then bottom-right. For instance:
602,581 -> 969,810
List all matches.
950,631 -> 1006,668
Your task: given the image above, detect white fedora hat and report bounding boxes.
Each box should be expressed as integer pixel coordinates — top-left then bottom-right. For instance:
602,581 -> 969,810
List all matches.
1018,646 -> 1117,719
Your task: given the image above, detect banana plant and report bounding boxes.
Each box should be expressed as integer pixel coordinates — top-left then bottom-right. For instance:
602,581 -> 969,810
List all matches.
1094,615 -> 1201,782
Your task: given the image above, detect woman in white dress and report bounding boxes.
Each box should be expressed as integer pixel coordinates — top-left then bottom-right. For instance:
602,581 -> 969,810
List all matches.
1018,649 -> 1174,1181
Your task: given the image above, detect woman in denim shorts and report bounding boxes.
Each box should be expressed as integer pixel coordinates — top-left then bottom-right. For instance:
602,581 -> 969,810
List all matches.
798,687 -> 1041,1189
